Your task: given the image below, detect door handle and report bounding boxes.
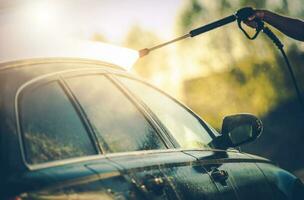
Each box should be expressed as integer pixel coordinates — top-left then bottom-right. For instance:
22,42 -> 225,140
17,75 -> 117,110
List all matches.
210,167 -> 229,182
141,175 -> 165,195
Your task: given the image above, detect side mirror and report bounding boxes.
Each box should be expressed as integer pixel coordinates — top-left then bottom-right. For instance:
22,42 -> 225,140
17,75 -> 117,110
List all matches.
212,113 -> 263,149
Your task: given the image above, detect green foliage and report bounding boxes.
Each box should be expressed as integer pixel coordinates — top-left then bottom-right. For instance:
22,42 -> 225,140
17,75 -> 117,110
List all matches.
178,0 -> 204,33
239,0 -> 266,8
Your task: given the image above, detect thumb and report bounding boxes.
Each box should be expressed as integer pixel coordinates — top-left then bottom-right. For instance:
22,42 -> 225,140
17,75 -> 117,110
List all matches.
248,15 -> 256,21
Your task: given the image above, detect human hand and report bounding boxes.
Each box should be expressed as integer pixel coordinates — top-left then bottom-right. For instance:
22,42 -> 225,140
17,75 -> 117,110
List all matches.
244,9 -> 265,28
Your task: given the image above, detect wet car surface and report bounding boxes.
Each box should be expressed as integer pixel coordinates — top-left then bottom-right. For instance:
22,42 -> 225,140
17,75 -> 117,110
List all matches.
0,58 -> 303,199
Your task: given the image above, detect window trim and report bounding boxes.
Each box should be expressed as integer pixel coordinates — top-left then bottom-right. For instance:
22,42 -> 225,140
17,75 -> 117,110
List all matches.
111,74 -> 219,145
15,69 -> 107,170
105,74 -> 175,149
61,72 -> 174,152
59,76 -> 106,154
108,74 -> 180,148
14,67 -> 214,171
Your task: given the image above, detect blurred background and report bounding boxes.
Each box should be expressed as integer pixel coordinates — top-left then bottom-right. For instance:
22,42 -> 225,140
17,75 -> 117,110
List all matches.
1,0 -> 303,180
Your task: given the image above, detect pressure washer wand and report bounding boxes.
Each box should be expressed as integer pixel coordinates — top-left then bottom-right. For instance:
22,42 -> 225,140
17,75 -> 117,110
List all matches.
139,7 -> 263,57
138,7 -> 303,108
139,14 -> 237,57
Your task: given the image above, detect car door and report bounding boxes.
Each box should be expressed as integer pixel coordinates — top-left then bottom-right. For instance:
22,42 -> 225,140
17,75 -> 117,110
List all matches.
15,75 -> 140,199
106,149 -> 222,200
63,72 -> 179,199
185,150 -> 274,200
113,75 -> 230,200
119,77 -> 272,199
115,75 -> 274,200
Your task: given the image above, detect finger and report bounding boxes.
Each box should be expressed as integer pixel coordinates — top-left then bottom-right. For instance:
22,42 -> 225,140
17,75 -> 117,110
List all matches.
244,21 -> 258,28
248,15 -> 256,21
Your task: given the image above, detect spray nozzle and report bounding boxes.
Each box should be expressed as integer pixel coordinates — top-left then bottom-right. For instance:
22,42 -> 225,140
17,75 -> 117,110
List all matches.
139,48 -> 150,57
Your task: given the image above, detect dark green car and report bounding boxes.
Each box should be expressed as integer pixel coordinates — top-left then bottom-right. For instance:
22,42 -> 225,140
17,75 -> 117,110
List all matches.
0,58 -> 303,200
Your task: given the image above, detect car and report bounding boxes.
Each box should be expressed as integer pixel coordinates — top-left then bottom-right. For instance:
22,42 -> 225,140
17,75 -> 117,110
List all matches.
0,54 -> 303,200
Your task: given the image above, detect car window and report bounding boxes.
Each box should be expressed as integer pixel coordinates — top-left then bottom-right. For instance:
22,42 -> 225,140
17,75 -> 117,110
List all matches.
66,75 -> 166,153
119,77 -> 212,149
20,81 -> 97,165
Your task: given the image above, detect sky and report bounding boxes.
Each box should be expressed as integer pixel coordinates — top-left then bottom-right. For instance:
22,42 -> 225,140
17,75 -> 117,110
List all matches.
0,0 -> 184,44
0,0 -> 185,69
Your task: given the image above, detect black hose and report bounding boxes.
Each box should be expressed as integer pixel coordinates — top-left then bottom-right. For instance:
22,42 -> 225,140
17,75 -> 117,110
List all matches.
262,27 -> 304,109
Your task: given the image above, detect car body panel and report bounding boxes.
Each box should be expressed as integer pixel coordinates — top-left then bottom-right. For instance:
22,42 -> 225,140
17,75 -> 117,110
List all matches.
8,157 -> 138,199
0,58 -> 303,199
105,149 -> 220,200
256,163 -> 304,200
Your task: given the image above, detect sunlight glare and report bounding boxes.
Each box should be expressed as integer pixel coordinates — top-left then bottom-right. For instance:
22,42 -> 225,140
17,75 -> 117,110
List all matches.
25,1 -> 58,28
76,40 -> 139,70
0,36 -> 139,71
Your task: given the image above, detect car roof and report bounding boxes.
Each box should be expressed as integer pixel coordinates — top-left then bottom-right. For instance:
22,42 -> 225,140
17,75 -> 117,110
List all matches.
0,57 -> 124,73
0,57 -> 128,97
